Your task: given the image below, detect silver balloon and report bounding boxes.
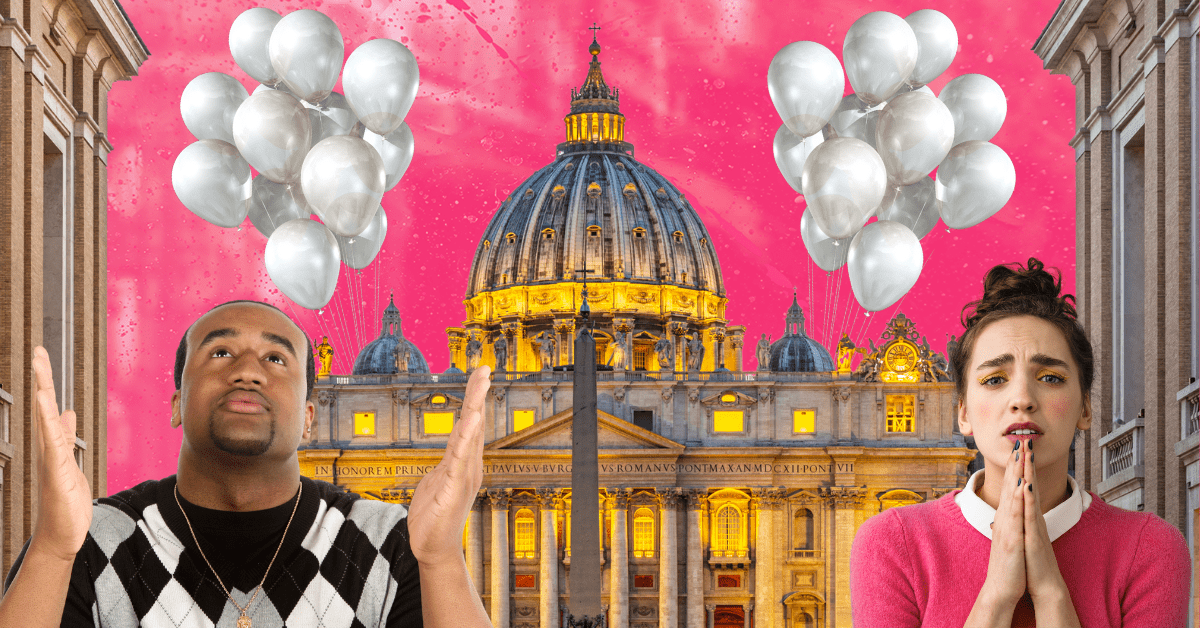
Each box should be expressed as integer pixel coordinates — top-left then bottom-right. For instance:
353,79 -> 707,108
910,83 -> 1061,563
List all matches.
767,41 -> 844,138
848,220 -> 924,312
252,82 -> 297,98
268,10 -> 344,103
890,83 -> 935,99
939,74 -> 1007,146
307,92 -> 364,148
343,38 -> 420,136
336,205 -> 388,269
875,91 -> 955,186
180,72 -> 249,145
229,8 -> 282,87
363,122 -> 415,191
800,208 -> 849,271
264,218 -> 341,310
232,90 -> 312,184
772,123 -> 824,193
843,12 -> 919,106
936,140 -> 1016,229
801,137 -> 887,240
301,135 -> 386,237
878,177 -> 939,239
248,176 -> 309,238
904,9 -> 958,87
172,140 -> 252,228
827,94 -> 883,150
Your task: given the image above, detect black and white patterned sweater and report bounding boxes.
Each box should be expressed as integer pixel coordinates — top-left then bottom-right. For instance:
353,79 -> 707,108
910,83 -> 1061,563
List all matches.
6,476 -> 423,627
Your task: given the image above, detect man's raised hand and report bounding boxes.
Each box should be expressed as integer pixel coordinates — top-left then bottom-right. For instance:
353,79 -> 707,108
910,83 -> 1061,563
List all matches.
30,346 -> 92,563
407,365 -> 490,567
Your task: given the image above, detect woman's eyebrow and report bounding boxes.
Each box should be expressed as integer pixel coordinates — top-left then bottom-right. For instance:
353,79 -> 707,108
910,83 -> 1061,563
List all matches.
1030,353 -> 1069,368
976,354 -> 1012,370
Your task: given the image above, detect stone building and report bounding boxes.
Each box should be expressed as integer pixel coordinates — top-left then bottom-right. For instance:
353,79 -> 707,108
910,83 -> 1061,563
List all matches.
299,36 -> 968,628
0,0 -> 145,574
1033,0 -> 1199,606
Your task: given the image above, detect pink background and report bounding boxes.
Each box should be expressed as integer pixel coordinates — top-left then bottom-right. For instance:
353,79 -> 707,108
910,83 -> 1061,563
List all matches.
105,0 -> 1076,494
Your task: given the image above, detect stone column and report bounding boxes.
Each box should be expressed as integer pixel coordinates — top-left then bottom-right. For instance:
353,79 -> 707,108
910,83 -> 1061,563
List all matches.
728,331 -> 744,372
466,490 -> 486,597
686,490 -> 706,628
824,485 -> 866,628
704,604 -> 715,628
669,322 -> 688,374
752,492 -> 771,628
832,387 -> 853,440
489,489 -> 512,628
500,322 -> 522,372
553,318 -> 575,366
537,489 -> 559,628
658,489 -> 681,628
709,326 -> 726,371
609,490 -> 630,628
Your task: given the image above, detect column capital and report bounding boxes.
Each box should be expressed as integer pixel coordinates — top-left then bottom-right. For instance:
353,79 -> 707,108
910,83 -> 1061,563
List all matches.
821,485 -> 867,509
685,488 -> 707,510
753,487 -> 787,510
612,317 -> 635,333
657,487 -> 684,509
607,488 -> 631,509
488,488 -> 513,509
535,488 -> 559,508
668,321 -> 689,337
391,390 -> 409,404
705,604 -> 716,612
317,390 -> 336,406
552,318 -> 576,335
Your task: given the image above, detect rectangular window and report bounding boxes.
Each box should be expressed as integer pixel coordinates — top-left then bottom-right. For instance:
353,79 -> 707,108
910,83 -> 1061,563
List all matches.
513,409 -> 535,432
713,410 -> 744,433
633,410 -> 654,432
885,395 -> 915,432
633,574 -> 655,588
353,412 -> 375,437
423,411 -> 455,435
717,574 -> 741,588
793,409 -> 815,434
514,574 -> 536,588
514,511 -> 536,558
633,348 -> 648,370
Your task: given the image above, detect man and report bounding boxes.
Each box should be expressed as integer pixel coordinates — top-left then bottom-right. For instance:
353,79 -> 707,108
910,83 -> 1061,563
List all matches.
0,300 -> 493,627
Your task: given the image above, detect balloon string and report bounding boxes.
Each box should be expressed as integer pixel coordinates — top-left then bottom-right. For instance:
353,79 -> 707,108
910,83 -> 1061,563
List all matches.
329,287 -> 356,373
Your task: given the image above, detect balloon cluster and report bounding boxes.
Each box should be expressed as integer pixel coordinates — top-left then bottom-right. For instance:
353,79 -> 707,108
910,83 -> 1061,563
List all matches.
171,8 -> 419,309
768,10 -> 1014,311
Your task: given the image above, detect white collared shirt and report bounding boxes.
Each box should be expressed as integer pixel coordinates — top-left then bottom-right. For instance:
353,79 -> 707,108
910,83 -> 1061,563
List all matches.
954,469 -> 1092,541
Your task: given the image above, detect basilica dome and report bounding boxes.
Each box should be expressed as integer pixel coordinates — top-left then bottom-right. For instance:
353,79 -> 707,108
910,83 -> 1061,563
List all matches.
353,295 -> 430,375
769,295 -> 834,372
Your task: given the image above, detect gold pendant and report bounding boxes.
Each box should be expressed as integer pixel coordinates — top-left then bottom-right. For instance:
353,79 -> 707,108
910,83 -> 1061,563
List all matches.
236,614 -> 252,628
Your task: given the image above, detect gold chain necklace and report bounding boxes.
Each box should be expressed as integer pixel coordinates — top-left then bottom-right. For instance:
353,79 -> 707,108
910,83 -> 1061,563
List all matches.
174,483 -> 301,628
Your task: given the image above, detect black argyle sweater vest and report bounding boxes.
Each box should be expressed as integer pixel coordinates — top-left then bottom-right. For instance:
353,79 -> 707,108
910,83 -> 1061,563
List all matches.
58,476 -> 422,627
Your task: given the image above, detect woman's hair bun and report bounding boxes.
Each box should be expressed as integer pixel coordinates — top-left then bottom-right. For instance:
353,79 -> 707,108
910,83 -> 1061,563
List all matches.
961,258 -> 1078,331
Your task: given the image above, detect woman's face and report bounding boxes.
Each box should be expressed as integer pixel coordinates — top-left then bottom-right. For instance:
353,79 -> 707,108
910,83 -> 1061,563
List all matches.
957,315 -> 1092,474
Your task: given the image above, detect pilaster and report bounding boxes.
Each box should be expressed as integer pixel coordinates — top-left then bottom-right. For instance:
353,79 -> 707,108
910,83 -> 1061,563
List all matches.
685,489 -> 705,628
823,485 -> 866,628
489,489 -> 512,628
657,488 -> 681,628
608,489 -> 630,628
537,489 -> 559,628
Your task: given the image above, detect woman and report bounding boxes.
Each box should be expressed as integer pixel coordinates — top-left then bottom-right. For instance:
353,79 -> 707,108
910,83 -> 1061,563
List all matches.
849,259 -> 1191,628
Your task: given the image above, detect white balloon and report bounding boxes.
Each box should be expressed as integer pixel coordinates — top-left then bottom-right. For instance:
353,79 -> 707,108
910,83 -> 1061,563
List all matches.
843,12 -> 919,106
767,41 -> 845,138
268,10 -> 344,103
939,74 -> 1007,146
229,8 -> 282,86
336,205 -> 388,269
848,220 -> 924,311
343,38 -> 420,136
171,139 -> 252,228
301,135 -> 386,237
800,208 -> 849,271
878,177 -> 939,239
180,72 -> 249,145
936,140 -> 1016,229
875,91 -> 955,186
307,92 -> 364,148
363,122 -> 415,191
827,94 -> 884,150
265,218 -> 341,310
801,137 -> 887,240
772,123 -> 824,193
248,176 -> 309,238
232,90 -> 312,183
904,9 -> 958,87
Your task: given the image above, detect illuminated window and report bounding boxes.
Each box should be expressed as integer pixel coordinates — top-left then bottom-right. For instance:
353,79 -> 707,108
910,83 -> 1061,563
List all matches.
506,232 -> 516,244
673,231 -> 684,243
353,412 -> 375,437
793,409 -> 816,434
633,574 -> 655,588
633,348 -> 648,370
720,393 -> 737,404
513,409 -> 535,432
793,509 -> 814,550
588,225 -> 601,237
885,394 -> 916,432
483,240 -> 490,250
632,508 -> 655,558
542,228 -> 555,240
632,227 -> 646,239
713,410 -> 744,433
514,574 -> 536,588
431,394 -> 446,405
713,505 -> 743,555
424,412 -> 454,435
514,509 -> 536,558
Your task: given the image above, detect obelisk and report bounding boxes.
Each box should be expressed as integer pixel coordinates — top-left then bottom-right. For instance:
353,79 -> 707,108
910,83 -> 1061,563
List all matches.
566,286 -> 602,626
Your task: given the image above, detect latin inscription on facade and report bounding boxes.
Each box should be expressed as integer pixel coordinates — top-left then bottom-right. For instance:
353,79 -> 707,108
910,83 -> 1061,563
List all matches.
313,461 -> 853,477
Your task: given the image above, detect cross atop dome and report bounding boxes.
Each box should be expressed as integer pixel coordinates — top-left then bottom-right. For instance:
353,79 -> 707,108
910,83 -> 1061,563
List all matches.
570,26 -> 620,113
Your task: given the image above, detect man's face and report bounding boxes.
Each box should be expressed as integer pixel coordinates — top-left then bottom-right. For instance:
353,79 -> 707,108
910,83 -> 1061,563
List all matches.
172,303 -> 314,461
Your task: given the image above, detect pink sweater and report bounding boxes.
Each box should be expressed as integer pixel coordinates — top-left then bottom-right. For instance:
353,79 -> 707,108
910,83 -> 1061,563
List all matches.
850,489 -> 1193,627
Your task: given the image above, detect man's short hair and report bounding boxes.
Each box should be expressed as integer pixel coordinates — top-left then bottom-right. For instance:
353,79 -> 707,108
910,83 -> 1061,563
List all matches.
173,300 -> 316,401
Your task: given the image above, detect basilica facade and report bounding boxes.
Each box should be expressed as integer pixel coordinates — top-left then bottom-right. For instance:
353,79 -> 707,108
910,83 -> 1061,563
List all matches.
300,37 -> 968,628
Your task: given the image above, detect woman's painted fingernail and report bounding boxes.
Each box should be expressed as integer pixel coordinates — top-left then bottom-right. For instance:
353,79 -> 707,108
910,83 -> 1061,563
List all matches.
1027,439 -> 1033,451
1031,451 -> 1034,462
1017,478 -> 1022,486
1015,451 -> 1020,461
1028,483 -> 1033,492
1013,441 -> 1020,451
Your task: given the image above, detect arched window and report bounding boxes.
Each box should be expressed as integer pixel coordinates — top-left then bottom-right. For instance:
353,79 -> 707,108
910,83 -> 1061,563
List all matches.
713,505 -> 743,556
793,508 -> 814,551
632,508 -> 655,558
514,509 -> 536,558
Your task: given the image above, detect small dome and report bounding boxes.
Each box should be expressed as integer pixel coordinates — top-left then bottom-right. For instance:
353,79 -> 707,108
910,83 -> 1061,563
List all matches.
768,294 -> 834,372
352,294 -> 430,375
